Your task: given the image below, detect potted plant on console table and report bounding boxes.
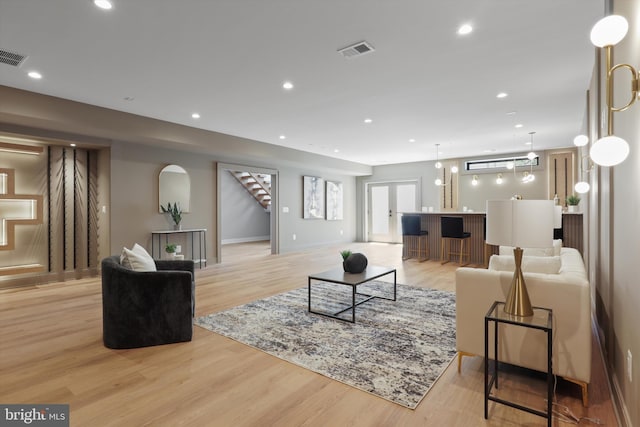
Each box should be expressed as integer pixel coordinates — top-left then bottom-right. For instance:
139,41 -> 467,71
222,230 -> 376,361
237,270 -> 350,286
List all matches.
566,194 -> 581,213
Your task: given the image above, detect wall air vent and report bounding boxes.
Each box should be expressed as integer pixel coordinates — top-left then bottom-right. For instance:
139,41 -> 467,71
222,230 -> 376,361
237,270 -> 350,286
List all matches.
0,49 -> 27,67
337,41 -> 375,59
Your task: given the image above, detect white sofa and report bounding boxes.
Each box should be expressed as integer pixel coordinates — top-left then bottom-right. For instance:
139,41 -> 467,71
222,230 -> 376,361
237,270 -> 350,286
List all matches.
455,247 -> 591,405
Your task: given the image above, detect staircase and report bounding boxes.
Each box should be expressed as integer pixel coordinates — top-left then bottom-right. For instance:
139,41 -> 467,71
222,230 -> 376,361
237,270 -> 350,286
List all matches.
230,171 -> 272,211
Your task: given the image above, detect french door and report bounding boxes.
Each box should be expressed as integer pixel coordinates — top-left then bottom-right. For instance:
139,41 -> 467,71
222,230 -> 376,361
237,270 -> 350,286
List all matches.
367,181 -> 418,243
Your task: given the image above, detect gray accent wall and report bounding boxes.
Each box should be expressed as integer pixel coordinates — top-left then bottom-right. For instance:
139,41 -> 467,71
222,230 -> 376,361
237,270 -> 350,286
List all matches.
220,170 -> 270,244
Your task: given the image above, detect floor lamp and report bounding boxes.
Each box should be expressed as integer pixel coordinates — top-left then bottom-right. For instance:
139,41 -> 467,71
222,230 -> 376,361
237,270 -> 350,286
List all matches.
485,200 -> 555,317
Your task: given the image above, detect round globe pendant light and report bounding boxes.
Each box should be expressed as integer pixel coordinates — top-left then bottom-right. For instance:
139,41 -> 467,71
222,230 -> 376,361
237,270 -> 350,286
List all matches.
590,135 -> 630,166
575,181 -> 591,194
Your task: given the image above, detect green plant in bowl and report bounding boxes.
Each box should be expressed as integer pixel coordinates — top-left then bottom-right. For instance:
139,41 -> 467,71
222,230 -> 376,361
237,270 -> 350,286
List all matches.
566,194 -> 581,206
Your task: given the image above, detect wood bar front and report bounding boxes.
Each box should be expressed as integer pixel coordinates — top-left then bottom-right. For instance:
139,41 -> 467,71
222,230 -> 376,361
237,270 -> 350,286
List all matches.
407,212 -> 486,265
405,212 -> 583,266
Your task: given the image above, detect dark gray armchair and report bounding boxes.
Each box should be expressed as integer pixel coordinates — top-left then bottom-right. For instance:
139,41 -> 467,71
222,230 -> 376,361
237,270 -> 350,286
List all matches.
101,255 -> 195,349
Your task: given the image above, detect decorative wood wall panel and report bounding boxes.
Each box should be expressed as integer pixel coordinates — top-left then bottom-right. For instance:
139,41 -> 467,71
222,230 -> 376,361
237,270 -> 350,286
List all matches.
562,213 -> 583,255
48,146 -> 100,278
548,152 -> 574,204
437,160 -> 459,212
1,145 -> 102,286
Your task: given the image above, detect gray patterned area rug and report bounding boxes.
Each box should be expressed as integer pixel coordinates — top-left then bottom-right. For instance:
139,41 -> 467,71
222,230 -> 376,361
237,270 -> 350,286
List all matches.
195,281 -> 456,409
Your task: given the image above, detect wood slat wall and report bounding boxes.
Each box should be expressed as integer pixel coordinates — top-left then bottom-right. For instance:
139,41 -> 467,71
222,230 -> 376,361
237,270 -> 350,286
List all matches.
419,213 -> 486,265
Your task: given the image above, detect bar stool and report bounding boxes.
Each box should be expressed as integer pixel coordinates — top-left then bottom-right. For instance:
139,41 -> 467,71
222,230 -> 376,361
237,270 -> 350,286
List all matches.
440,216 -> 471,265
401,214 -> 429,262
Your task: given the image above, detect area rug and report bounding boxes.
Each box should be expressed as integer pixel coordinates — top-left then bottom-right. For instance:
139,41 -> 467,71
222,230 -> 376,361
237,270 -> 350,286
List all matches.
194,281 -> 456,409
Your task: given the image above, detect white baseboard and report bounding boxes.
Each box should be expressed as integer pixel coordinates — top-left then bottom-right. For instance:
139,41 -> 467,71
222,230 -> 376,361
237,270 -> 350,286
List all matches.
222,236 -> 270,245
611,371 -> 632,427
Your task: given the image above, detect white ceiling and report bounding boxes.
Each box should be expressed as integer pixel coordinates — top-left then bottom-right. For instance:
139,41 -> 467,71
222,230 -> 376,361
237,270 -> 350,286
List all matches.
0,0 -> 604,166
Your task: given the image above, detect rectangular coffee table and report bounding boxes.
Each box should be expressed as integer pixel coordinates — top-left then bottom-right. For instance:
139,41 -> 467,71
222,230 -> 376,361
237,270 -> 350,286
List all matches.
308,265 -> 396,323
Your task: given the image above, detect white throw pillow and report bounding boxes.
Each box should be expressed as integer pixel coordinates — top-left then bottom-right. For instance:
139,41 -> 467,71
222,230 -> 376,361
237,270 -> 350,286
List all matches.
553,239 -> 562,256
489,255 -> 561,274
120,243 -> 157,272
499,245 -> 554,257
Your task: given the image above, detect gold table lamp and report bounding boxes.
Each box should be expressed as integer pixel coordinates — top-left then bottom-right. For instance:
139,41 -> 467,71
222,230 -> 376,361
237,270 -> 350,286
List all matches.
486,200 -> 555,317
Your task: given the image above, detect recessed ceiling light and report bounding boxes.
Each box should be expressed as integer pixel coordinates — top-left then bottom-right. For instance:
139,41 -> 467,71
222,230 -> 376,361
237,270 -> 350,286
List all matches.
334,149 -> 340,153
27,71 -> 42,79
506,111 -> 517,116
525,141 -> 532,145
515,123 -> 523,128
282,81 -> 294,90
123,96 -> 135,101
279,135 -> 286,140
496,92 -> 508,98
191,113 -> 200,119
70,143 -> 77,147
364,118 -> 372,124
93,0 -> 113,10
409,138 -> 416,143
457,24 -> 473,35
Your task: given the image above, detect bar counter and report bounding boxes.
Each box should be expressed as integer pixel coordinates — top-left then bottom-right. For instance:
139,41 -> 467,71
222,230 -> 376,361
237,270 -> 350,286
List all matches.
404,211 -> 583,266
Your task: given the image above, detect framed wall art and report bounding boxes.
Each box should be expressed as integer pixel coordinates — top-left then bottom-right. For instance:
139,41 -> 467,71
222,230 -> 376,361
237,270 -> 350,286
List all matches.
325,180 -> 343,220
303,176 -> 325,219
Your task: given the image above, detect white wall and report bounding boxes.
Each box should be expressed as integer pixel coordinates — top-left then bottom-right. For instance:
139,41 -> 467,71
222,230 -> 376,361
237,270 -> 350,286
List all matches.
602,1 -> 640,424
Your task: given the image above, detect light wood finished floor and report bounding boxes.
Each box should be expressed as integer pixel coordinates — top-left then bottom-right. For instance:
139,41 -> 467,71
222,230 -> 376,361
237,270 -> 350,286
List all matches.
0,242 -> 619,426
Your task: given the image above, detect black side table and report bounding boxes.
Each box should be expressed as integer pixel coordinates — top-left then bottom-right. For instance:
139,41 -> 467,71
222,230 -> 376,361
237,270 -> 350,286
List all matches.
484,301 -> 553,427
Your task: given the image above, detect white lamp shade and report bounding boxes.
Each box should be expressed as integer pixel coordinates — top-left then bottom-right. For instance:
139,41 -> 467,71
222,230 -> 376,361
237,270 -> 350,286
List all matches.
590,135 -> 629,166
590,15 -> 629,47
486,200 -> 554,248
575,181 -> 591,193
573,135 -> 589,147
554,205 -> 563,228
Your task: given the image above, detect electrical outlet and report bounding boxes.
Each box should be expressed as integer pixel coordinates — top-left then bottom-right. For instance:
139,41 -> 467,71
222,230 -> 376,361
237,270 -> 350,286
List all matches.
282,206 -> 289,213
340,229 -> 343,235
292,234 -> 296,241
627,350 -> 633,382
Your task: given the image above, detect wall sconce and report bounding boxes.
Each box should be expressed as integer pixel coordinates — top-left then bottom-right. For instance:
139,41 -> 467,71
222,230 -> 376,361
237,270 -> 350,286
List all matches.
471,175 -> 479,186
575,155 -> 594,194
589,15 -> 637,166
573,135 -> 589,147
496,173 -> 503,184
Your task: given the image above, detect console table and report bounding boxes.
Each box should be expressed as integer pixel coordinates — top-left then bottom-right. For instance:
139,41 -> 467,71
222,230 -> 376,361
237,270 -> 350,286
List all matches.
151,228 -> 207,268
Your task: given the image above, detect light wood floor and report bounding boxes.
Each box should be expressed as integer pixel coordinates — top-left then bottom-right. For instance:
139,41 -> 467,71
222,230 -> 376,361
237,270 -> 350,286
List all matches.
0,242 -> 619,426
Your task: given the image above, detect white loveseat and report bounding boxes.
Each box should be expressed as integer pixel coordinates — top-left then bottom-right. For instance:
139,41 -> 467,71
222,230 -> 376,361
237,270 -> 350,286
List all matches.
455,247 -> 591,405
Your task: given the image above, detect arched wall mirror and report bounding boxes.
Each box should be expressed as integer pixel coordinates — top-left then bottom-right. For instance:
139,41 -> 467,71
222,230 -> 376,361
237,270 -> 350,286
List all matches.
159,165 -> 190,213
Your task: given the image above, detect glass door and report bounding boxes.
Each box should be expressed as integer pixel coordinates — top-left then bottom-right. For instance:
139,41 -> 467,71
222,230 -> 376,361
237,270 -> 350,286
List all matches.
368,181 -> 418,243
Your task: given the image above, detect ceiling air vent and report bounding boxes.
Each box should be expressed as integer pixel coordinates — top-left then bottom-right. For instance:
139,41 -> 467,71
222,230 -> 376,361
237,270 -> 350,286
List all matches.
337,41 -> 375,59
0,49 -> 27,67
